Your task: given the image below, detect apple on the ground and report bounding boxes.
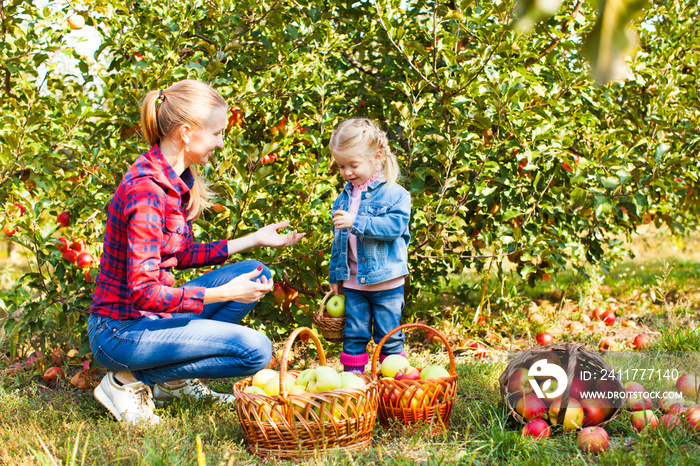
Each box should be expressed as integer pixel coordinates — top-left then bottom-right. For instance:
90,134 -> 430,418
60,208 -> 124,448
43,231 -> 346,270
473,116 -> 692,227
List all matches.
633,333 -> 651,350
685,406 -> 700,431
630,409 -> 659,432
535,332 -> 553,346
577,426 -> 609,454
675,373 -> 699,398
659,413 -> 682,430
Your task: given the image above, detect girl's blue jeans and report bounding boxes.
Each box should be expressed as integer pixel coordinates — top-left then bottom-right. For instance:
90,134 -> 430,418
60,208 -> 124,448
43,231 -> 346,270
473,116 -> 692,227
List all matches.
342,285 -> 405,356
87,260 -> 273,385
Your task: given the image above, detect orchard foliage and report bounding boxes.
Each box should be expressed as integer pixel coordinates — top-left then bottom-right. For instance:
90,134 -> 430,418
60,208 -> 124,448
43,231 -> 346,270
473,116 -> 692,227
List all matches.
1,0 -> 698,354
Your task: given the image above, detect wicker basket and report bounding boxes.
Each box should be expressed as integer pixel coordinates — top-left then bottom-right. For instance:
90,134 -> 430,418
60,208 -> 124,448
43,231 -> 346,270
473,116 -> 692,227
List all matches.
371,323 -> 458,431
232,327 -> 378,460
312,290 -> 345,342
498,342 -> 625,428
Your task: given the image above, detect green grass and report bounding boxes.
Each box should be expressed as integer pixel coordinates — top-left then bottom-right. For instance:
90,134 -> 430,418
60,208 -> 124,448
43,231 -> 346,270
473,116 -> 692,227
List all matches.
2,231 -> 700,464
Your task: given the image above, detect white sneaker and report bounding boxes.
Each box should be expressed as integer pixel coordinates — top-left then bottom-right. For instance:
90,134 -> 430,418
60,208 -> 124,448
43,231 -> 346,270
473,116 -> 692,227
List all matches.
93,372 -> 161,425
153,379 -> 236,404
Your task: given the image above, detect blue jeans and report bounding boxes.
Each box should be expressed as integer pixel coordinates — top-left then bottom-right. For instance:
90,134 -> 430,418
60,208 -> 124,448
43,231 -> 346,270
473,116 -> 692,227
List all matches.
343,286 -> 405,356
87,260 -> 273,385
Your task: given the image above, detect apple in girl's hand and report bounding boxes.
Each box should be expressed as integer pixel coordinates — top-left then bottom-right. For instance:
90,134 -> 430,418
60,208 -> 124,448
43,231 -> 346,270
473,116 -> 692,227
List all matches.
326,295 -> 345,317
395,367 -> 421,381
577,426 -> 609,454
381,354 -> 411,377
536,332 -> 553,346
675,373 -> 700,398
630,409 -> 658,432
522,418 -> 550,439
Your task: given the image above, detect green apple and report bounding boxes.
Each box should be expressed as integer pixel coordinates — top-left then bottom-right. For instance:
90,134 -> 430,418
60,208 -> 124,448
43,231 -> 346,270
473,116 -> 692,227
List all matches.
296,368 -> 316,388
326,295 -> 345,318
381,354 -> 411,377
340,372 -> 366,389
310,366 -> 342,392
400,387 -> 426,408
289,384 -> 307,395
244,385 -> 267,395
252,368 -> 278,389
264,373 -> 296,396
420,365 -> 450,380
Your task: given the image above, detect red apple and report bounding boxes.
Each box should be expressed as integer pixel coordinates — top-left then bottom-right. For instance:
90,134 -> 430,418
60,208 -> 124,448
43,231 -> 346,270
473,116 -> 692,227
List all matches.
57,211 -> 71,228
668,403 -> 692,415
592,306 -> 606,320
659,413 -> 682,430
601,310 -> 615,326
522,418 -> 550,439
577,426 -> 609,454
581,398 -> 607,426
2,224 -> 15,237
633,333 -> 651,350
685,406 -> 700,431
630,410 -> 658,432
625,382 -> 652,411
569,377 -> 588,401
56,237 -> 70,253
10,202 -> 26,217
43,366 -> 64,386
515,393 -> 548,422
562,161 -> 573,172
536,332 -> 553,346
62,249 -> 78,264
395,367 -> 421,381
271,283 -> 286,304
508,367 -> 534,396
675,373 -> 700,399
71,238 -> 86,253
77,252 -> 94,269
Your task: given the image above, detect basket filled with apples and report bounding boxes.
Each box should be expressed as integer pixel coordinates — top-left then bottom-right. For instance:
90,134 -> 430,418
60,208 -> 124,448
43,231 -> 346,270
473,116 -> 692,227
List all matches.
312,290 -> 346,342
232,327 -> 378,460
499,342 -> 626,437
371,323 -> 458,430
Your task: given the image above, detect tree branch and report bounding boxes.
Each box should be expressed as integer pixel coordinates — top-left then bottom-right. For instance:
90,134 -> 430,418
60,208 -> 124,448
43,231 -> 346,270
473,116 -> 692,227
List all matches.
525,0 -> 584,68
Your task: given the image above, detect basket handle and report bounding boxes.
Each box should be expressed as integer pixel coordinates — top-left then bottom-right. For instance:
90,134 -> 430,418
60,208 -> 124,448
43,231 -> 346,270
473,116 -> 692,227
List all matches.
370,323 -> 456,376
278,327 -> 327,400
313,290 -> 336,318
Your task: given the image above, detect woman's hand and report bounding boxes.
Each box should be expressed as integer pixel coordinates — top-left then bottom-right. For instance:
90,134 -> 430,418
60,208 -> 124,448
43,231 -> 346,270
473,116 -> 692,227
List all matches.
204,267 -> 274,304
332,210 -> 355,229
254,220 -> 306,248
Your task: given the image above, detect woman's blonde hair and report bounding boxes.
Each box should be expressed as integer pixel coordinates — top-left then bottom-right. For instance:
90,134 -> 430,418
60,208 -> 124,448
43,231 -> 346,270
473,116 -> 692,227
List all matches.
141,79 -> 226,220
329,118 -> 400,185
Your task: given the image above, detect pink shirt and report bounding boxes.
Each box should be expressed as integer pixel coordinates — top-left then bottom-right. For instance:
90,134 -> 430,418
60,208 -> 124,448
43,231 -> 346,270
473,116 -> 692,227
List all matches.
343,171 -> 405,292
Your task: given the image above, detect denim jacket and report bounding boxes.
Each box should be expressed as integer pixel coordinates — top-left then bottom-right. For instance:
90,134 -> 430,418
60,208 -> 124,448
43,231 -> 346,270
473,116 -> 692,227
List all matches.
329,179 -> 411,285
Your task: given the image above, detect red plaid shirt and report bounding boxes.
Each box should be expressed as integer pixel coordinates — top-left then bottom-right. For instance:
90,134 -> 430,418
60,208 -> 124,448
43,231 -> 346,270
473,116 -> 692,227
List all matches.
89,145 -> 228,319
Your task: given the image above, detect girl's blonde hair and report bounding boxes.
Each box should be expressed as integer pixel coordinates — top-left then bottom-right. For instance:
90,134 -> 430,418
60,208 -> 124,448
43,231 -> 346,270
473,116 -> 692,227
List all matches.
329,118 -> 400,185
141,79 -> 226,220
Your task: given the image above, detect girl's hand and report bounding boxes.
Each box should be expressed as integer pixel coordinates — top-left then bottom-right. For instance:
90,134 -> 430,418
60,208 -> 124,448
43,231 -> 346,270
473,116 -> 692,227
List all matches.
332,210 -> 355,229
206,267 -> 273,304
330,283 -> 340,295
254,220 -> 306,248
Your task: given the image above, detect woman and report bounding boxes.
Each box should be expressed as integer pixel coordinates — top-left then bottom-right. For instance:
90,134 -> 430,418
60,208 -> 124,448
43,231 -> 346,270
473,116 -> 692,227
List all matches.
88,79 -> 304,425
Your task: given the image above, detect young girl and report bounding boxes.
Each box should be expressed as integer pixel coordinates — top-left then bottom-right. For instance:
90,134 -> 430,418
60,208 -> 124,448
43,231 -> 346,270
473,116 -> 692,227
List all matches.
328,118 -> 411,373
89,79 -> 304,424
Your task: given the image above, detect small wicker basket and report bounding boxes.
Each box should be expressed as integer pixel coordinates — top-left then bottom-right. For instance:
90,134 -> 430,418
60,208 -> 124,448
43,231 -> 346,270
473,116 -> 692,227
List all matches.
232,327 -> 378,460
371,323 -> 458,431
498,342 -> 625,428
312,290 -> 345,342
